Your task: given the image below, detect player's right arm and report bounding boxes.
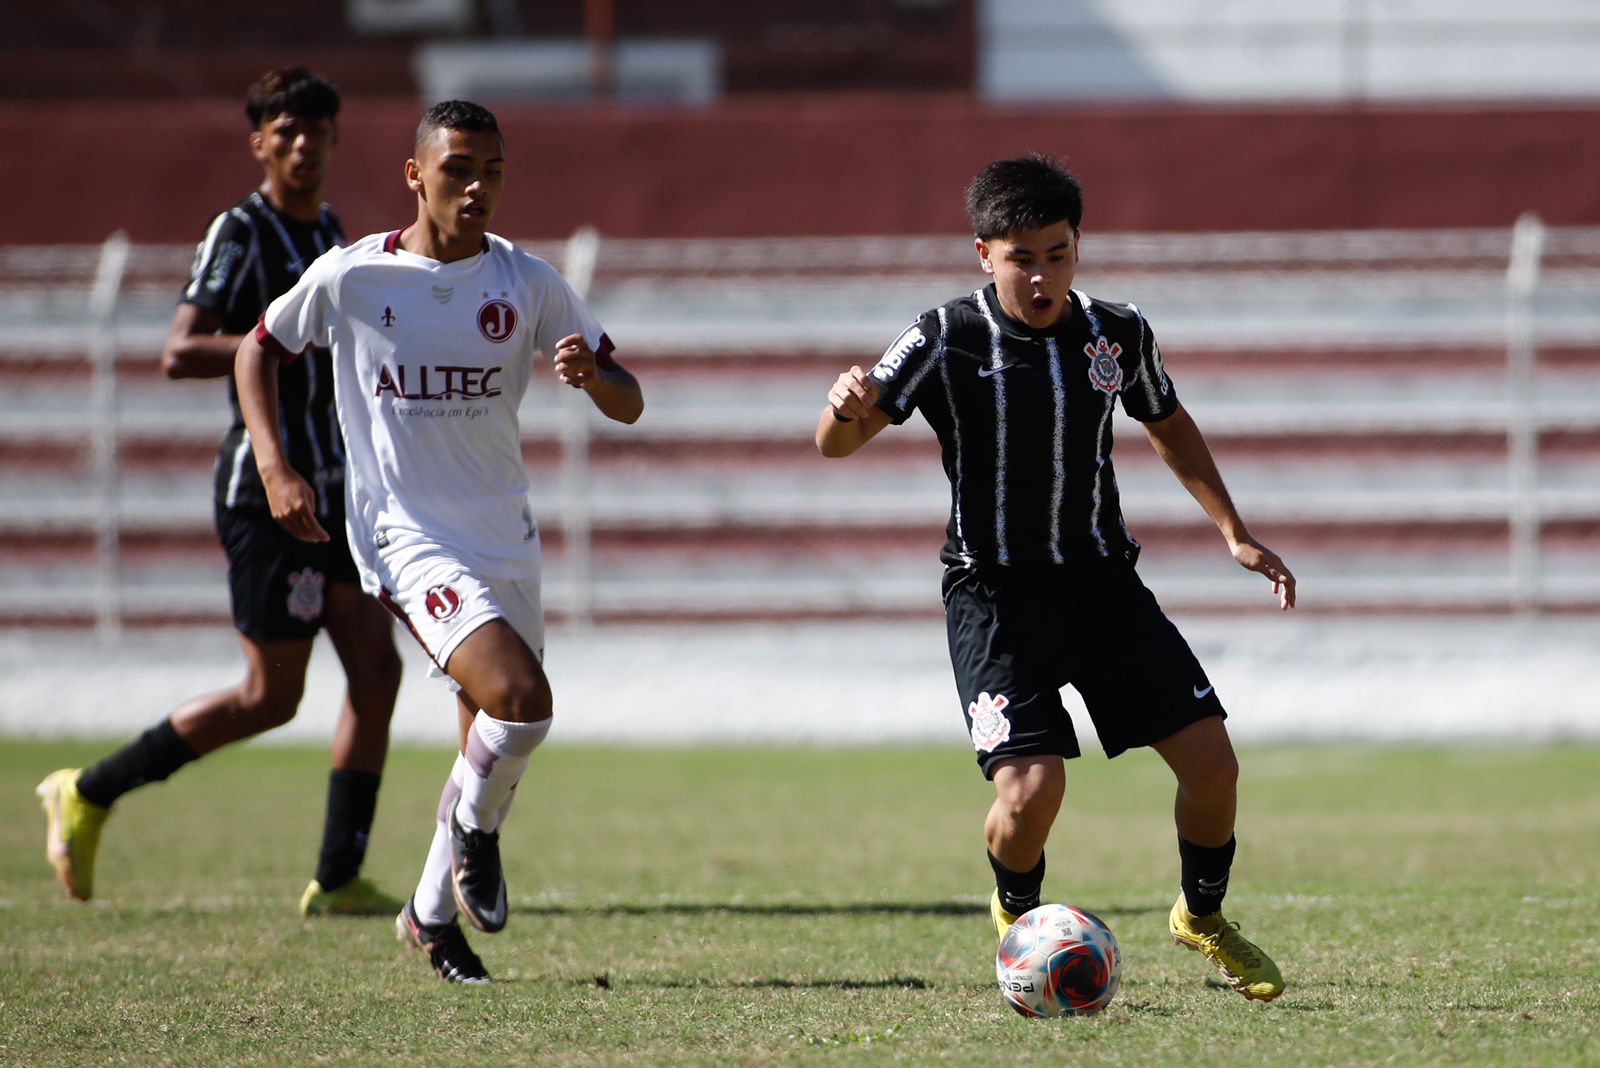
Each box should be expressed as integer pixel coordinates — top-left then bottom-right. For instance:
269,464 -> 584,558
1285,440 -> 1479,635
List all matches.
234,326 -> 328,543
159,304 -> 245,379
815,366 -> 892,457
165,209 -> 256,379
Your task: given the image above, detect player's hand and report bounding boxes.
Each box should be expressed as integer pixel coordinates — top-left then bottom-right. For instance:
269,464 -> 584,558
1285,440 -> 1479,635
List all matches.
553,333 -> 600,390
261,465 -> 330,543
827,366 -> 880,422
1231,538 -> 1295,610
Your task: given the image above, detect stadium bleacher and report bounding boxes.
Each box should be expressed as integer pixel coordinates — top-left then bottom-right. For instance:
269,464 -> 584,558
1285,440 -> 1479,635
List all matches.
2,225 -> 1597,630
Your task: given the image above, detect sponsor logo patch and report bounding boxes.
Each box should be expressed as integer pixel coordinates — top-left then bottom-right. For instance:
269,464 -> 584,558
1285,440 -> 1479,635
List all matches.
968,691 -> 1012,753
286,567 -> 326,623
871,325 -> 926,382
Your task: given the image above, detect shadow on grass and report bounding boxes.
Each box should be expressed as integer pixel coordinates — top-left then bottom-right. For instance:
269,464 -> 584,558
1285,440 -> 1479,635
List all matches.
619,975 -> 936,990
513,901 -> 1166,919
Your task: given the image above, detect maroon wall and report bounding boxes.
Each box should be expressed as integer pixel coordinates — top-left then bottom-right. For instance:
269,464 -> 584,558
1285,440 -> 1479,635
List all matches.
4,97 -> 1597,244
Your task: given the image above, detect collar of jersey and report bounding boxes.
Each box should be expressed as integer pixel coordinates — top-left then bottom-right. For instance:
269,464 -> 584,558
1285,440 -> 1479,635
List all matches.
981,284 -> 1082,343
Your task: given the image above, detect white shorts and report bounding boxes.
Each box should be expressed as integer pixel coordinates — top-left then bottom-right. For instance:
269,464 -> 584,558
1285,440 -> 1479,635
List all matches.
376,547 -> 545,691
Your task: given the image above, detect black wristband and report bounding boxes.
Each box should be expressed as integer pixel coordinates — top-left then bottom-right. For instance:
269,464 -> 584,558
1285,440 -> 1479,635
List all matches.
831,410 -> 855,423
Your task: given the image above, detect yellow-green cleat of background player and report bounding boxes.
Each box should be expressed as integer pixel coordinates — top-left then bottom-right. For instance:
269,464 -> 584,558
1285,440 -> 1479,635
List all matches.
990,889 -> 1020,941
1168,894 -> 1285,1001
36,769 -> 109,902
300,876 -> 404,918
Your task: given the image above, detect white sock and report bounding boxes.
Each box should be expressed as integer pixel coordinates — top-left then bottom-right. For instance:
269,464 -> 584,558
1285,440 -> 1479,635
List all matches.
412,753 -> 467,927
456,711 -> 550,833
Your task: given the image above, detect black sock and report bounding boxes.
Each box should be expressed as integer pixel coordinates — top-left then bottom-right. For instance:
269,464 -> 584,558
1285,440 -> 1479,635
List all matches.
1178,835 -> 1237,917
313,770 -> 382,891
988,850 -> 1046,916
76,719 -> 198,809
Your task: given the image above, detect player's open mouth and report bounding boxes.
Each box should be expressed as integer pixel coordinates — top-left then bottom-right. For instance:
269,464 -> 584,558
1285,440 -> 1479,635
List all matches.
1030,295 -> 1052,311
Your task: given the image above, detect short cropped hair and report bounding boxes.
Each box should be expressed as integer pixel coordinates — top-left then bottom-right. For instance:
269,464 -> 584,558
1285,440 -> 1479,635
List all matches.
964,154 -> 1084,239
415,100 -> 502,154
245,67 -> 340,129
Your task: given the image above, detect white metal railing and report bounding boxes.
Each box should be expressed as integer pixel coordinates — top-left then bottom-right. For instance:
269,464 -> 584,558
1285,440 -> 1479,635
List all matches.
1,222 -> 1597,625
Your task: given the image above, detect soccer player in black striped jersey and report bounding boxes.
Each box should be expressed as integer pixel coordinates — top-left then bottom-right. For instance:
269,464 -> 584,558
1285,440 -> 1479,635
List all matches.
817,155 -> 1294,1002
36,68 -> 404,919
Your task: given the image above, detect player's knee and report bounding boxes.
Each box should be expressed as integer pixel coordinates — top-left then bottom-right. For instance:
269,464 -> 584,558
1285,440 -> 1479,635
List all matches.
1182,751 -> 1239,802
234,684 -> 304,730
352,642 -> 404,702
477,675 -> 553,724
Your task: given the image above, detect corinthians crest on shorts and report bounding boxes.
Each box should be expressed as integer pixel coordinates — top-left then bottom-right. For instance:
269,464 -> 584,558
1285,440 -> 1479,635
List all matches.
1084,336 -> 1124,395
969,691 -> 1013,753
286,567 -> 326,622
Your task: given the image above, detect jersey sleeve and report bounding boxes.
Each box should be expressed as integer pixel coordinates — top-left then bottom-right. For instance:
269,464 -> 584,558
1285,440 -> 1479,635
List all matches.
526,257 -> 606,359
181,209 -> 255,316
1119,307 -> 1179,423
259,254 -> 338,361
868,311 -> 944,426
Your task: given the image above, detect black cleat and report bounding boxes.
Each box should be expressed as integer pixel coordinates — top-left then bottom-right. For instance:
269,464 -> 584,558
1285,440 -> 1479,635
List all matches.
448,806 -> 509,933
395,898 -> 491,984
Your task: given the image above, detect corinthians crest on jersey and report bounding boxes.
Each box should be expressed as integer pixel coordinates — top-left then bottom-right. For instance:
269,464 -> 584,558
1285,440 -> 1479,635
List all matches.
1084,336 -> 1124,395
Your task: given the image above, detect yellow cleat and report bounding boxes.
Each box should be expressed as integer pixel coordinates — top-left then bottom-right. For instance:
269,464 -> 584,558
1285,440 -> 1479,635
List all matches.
990,889 -> 1020,941
1169,894 -> 1285,1001
36,769 -> 110,902
299,876 -> 405,918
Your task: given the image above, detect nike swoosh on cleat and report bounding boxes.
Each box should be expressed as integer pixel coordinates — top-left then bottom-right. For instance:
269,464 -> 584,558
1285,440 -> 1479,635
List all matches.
1193,684 -> 1214,699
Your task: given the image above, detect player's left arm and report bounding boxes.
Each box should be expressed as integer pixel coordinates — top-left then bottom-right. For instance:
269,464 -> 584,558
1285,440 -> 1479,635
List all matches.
553,332 -> 644,424
1143,400 -> 1295,609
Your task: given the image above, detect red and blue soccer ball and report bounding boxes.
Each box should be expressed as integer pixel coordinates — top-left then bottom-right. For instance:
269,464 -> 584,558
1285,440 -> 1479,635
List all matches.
995,903 -> 1122,1017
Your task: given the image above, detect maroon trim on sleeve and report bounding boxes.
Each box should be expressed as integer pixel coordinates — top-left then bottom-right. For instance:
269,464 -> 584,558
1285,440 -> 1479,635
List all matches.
253,314 -> 300,364
593,332 -> 618,370
383,229 -> 404,254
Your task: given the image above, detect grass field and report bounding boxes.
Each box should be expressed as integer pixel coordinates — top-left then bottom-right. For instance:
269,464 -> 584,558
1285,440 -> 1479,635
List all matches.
3,739 -> 1597,1066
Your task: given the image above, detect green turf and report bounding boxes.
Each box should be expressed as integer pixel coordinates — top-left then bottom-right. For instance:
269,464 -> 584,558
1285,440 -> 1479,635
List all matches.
2,740 -> 1596,1066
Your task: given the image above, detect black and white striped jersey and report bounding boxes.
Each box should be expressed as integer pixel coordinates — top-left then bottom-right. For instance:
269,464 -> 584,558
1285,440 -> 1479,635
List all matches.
182,191 -> 346,519
870,283 -> 1178,571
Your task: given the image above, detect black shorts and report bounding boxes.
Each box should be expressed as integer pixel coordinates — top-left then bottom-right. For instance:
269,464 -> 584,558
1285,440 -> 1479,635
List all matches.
943,561 -> 1225,778
215,504 -> 361,642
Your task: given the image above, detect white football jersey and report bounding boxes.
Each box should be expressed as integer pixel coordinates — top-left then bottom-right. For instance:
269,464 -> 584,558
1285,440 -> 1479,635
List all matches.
259,230 -> 606,587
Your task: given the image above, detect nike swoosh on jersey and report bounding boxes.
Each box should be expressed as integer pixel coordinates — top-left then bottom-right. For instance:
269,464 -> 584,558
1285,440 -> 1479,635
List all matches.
1193,684 -> 1214,699
978,363 -> 1014,378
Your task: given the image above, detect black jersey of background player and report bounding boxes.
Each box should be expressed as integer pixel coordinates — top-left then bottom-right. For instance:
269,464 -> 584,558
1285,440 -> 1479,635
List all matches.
870,283 -> 1178,571
183,190 -> 345,520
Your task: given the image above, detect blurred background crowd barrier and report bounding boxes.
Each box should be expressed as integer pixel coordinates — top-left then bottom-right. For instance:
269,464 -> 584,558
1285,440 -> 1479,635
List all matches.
2,0 -> 1597,637
2,220 -> 1597,633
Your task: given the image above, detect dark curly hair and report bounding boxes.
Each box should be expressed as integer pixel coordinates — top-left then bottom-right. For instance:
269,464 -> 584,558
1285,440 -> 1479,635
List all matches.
244,67 -> 340,129
965,154 -> 1084,240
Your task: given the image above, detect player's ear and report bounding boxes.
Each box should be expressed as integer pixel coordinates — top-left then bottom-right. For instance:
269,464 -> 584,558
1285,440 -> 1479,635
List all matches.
976,237 -> 994,274
1073,228 -> 1081,263
404,158 -> 424,195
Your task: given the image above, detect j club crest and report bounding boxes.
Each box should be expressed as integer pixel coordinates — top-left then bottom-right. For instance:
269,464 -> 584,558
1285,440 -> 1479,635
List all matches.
1084,336 -> 1124,395
477,298 -> 517,342
424,583 -> 462,621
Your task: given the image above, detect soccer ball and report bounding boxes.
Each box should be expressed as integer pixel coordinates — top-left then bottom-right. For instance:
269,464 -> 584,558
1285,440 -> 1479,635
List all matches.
995,902 -> 1121,1017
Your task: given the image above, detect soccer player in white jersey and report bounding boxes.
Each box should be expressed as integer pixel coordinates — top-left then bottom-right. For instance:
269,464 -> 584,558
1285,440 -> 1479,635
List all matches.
234,100 -> 644,983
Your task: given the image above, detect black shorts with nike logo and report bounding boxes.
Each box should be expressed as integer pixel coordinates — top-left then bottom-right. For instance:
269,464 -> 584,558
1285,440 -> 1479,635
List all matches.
942,559 -> 1225,778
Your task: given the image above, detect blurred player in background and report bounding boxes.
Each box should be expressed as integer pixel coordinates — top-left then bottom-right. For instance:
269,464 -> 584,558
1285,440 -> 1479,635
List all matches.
235,100 -> 643,983
36,67 -> 404,918
816,154 -> 1293,1002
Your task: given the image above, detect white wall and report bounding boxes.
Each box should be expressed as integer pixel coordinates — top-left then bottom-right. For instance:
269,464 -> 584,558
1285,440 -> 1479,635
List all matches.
981,0 -> 1600,102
